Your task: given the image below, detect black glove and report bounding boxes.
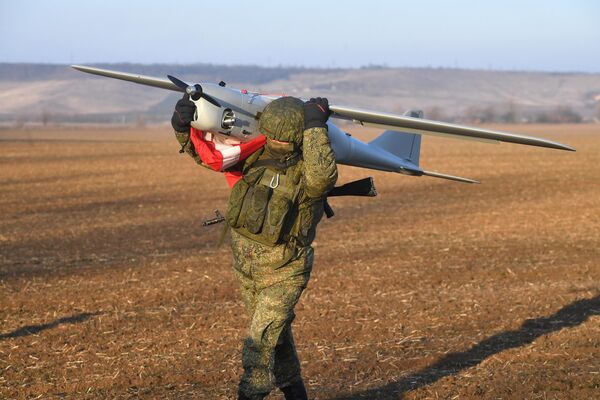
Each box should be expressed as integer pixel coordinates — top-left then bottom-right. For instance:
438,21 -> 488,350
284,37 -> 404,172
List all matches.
171,94 -> 196,133
303,97 -> 331,130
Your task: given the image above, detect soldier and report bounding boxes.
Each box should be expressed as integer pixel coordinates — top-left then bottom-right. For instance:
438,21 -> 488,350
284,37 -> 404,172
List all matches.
172,96 -> 337,400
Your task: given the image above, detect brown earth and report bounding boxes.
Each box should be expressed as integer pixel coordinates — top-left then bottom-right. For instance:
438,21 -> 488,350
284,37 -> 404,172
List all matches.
0,124 -> 599,399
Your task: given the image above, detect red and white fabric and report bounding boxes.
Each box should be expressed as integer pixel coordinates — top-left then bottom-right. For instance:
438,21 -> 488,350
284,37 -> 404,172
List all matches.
189,127 -> 266,187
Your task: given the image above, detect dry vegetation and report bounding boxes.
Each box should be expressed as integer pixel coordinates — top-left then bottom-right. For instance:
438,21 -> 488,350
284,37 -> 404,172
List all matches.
1,124 -> 599,399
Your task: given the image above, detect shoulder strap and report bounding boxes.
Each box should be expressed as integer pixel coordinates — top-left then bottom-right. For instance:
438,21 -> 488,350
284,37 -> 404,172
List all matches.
251,152 -> 302,170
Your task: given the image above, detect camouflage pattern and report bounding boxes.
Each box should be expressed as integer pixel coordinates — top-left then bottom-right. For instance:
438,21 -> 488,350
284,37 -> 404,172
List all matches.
301,127 -> 338,199
258,97 -> 305,147
231,229 -> 312,396
233,123 -> 337,398
174,131 -> 212,170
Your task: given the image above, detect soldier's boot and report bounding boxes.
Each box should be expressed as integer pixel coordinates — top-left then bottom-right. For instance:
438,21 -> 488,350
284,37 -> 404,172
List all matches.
237,391 -> 251,400
237,389 -> 266,400
281,380 -> 308,400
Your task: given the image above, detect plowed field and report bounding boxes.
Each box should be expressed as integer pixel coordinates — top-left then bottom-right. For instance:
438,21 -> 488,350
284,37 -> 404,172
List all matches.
1,124 -> 599,399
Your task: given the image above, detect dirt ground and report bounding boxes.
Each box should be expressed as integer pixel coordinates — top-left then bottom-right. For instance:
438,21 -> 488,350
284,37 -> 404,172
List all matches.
1,124 -> 599,399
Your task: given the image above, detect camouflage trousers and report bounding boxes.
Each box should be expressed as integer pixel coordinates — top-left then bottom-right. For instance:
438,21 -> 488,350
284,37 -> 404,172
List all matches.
231,229 -> 313,399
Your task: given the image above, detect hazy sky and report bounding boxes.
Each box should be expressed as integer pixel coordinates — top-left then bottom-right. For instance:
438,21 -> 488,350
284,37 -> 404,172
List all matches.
1,0 -> 599,72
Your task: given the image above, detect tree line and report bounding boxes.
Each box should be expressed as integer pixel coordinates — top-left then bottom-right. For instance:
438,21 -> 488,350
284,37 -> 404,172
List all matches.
427,102 -> 594,124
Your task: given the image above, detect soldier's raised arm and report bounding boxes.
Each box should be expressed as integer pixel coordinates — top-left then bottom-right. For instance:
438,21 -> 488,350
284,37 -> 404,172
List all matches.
302,97 -> 338,198
170,93 -> 211,168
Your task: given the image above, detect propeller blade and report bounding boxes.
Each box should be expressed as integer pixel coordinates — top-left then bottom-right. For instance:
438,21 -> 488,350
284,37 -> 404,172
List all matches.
167,75 -> 222,108
167,75 -> 189,91
202,93 -> 222,108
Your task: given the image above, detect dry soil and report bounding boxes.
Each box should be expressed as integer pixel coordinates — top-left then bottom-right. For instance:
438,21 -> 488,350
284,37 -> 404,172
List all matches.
0,124 -> 599,399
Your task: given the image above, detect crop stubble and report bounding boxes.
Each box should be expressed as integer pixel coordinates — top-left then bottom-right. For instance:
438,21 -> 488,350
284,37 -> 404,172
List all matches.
0,125 -> 599,399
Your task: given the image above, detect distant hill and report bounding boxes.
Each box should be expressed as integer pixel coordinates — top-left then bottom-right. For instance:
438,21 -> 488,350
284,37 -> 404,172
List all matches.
1,63 -> 599,125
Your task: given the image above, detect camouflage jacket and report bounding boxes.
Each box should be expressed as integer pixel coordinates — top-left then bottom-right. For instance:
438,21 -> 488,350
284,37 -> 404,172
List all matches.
296,126 -> 338,245
300,127 -> 338,198
229,126 -> 337,248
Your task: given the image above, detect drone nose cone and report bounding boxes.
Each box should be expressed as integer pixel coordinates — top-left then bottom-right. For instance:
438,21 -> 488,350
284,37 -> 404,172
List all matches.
185,85 -> 196,95
186,84 -> 204,101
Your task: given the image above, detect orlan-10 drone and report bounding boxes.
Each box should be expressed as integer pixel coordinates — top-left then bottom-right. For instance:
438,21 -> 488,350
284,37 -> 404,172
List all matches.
72,65 -> 574,185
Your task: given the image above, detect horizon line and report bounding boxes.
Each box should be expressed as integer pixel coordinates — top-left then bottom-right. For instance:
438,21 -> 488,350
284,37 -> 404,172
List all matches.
0,61 -> 599,75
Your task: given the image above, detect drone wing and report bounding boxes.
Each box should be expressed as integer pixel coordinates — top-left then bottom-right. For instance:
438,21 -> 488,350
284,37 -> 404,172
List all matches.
72,65 -> 183,92
329,105 -> 575,151
71,65 -> 574,152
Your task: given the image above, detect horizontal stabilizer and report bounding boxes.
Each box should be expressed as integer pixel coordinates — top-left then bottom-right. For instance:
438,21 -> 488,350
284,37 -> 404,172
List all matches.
421,170 -> 480,184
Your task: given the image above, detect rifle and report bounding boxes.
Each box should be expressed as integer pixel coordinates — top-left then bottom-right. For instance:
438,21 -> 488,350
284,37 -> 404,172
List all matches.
202,209 -> 225,226
324,177 -> 377,218
202,177 -> 377,225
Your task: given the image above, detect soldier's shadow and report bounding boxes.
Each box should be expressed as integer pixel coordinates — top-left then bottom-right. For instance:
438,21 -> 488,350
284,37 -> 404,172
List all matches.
329,294 -> 600,400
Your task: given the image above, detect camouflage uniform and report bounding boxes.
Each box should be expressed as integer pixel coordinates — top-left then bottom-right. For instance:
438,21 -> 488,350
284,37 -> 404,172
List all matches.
231,98 -> 337,399
176,97 -> 337,399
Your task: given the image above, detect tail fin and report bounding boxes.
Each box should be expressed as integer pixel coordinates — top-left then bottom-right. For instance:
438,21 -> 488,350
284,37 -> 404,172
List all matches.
369,110 -> 423,166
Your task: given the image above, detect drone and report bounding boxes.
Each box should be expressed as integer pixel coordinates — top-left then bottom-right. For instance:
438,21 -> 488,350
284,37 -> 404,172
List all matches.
72,65 -> 574,186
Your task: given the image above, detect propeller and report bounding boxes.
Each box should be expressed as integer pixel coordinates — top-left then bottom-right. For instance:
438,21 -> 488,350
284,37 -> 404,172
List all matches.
167,75 -> 222,108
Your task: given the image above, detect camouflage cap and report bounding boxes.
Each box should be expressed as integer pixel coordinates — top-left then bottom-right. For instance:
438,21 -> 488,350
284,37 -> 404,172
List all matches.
258,97 -> 304,146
